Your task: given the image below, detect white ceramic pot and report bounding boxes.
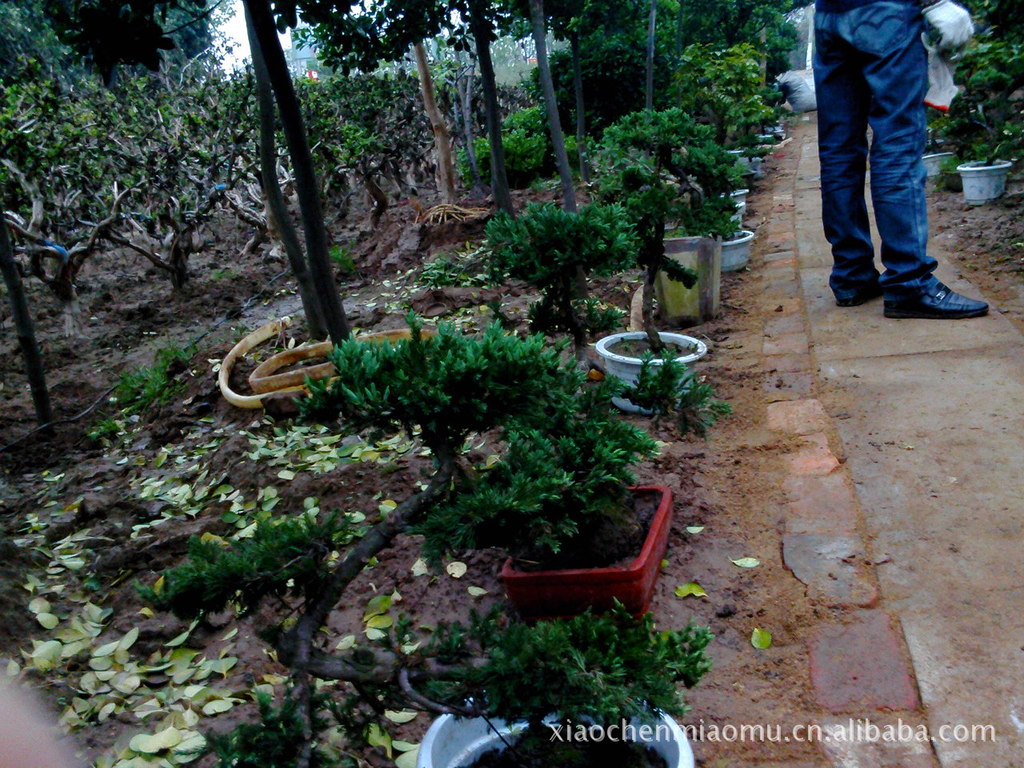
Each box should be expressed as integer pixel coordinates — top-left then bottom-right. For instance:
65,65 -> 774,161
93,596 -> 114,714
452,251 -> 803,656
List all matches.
721,230 -> 755,273
595,331 -> 708,413
417,712 -> 694,768
730,188 -> 749,206
922,151 -> 954,179
956,160 -> 1012,205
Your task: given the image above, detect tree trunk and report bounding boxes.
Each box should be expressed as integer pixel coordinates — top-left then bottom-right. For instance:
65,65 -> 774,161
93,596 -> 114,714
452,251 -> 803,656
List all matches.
527,0 -> 576,213
458,51 -> 485,195
645,0 -> 657,111
0,219 -> 52,429
570,32 -> 590,183
244,0 -> 350,343
468,2 -> 514,215
676,0 -> 685,62
412,42 -> 457,204
245,3 -> 326,339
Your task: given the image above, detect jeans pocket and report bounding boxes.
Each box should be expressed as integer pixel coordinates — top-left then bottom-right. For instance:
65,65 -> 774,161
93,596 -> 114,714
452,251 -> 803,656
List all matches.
848,2 -> 919,58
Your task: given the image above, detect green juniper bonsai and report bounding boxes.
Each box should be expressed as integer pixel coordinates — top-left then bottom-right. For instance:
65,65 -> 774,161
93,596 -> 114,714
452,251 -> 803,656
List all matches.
596,108 -> 740,351
485,201 -> 637,355
146,319 -> 713,767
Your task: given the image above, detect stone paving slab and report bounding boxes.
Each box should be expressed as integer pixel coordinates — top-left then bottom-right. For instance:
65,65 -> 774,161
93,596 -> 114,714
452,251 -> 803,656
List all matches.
789,119 -> 1024,768
900,588 -> 1024,766
799,266 -> 1022,361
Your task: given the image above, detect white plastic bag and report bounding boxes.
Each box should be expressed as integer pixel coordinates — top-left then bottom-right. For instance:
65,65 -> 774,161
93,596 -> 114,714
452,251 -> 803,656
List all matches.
777,70 -> 817,113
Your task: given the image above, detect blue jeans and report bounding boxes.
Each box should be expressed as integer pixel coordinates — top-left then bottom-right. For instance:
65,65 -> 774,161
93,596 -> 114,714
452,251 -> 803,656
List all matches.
814,0 -> 937,300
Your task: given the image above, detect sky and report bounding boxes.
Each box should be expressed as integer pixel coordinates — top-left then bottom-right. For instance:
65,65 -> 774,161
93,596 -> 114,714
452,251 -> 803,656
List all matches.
219,0 -> 294,71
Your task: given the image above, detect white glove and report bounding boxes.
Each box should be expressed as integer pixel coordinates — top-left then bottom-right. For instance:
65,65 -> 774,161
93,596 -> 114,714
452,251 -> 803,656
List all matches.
923,0 -> 975,52
924,41 -> 958,111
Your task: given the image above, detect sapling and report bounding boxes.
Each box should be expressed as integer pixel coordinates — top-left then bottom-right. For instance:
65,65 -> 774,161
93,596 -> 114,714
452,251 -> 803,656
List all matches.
145,319 -> 713,767
623,355 -> 732,438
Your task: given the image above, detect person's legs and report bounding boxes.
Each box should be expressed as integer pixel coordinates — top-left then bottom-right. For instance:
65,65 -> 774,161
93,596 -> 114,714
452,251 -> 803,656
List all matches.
860,3 -> 938,299
814,13 -> 881,302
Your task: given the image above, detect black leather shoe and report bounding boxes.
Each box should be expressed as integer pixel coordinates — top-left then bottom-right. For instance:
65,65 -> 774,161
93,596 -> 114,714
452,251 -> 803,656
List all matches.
883,282 -> 989,319
835,283 -> 883,307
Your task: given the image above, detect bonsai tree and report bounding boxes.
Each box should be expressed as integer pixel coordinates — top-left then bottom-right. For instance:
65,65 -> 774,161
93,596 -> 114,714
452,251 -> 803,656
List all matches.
486,201 -> 638,355
419,384 -> 659,568
147,319 -> 713,766
595,108 -> 740,351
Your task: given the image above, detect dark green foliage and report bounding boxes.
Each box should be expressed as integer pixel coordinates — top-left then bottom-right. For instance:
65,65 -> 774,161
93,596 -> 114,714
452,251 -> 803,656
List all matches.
114,344 -> 194,415
205,691 -> 338,768
940,37 -> 1024,163
295,72 -> 430,202
302,318 -> 581,457
145,514 -> 356,619
623,356 -> 732,437
486,202 -> 637,343
676,0 -> 800,78
464,606 -> 713,727
966,0 -> 1024,40
48,0 -> 210,83
595,108 -> 740,326
420,249 -> 491,288
675,44 -> 780,146
419,385 -> 657,561
467,106 -> 579,188
543,0 -> 682,133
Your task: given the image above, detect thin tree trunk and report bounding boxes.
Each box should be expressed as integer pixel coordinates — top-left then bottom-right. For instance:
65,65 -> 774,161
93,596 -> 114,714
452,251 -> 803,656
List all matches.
570,32 -> 589,183
245,3 -> 327,339
468,2 -> 513,215
645,0 -> 657,111
676,0 -> 685,62
412,42 -> 457,204
527,0 -> 576,213
244,0 -> 349,343
0,219 -> 52,429
458,52 -> 485,195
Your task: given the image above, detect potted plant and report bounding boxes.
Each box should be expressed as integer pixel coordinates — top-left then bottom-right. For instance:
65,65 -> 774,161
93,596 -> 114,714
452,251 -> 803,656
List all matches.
942,37 -> 1023,203
484,201 -> 637,360
146,320 -> 713,767
592,108 -> 738,385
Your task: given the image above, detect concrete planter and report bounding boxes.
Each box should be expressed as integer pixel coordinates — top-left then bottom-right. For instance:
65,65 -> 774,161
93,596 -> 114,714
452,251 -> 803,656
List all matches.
417,711 -> 694,768
654,236 -> 721,327
957,160 -> 1012,205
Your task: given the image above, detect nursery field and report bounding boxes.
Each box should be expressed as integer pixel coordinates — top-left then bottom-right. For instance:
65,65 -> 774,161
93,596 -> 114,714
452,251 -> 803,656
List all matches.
3,128 -> 1022,767
3,0 -> 1023,764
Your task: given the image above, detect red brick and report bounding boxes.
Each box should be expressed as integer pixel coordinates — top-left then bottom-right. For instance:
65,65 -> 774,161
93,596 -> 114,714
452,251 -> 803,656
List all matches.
783,533 -> 877,607
767,399 -> 831,435
783,473 -> 861,534
785,433 -> 840,476
809,611 -> 920,713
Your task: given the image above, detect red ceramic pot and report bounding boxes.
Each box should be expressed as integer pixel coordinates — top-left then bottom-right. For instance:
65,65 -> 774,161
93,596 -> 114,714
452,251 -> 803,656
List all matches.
500,485 -> 673,620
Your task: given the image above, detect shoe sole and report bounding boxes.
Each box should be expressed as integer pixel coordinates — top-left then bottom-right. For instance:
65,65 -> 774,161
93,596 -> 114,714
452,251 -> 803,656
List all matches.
836,296 -> 880,307
835,291 -> 883,307
883,307 -> 989,319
